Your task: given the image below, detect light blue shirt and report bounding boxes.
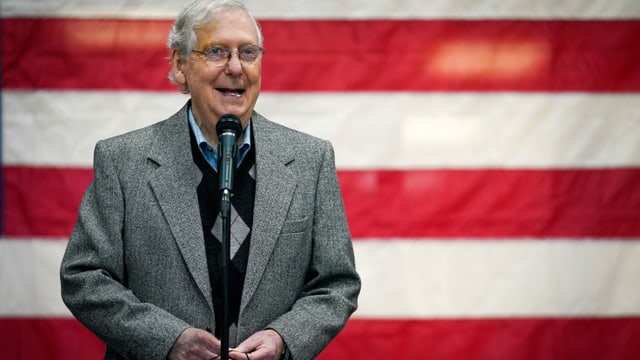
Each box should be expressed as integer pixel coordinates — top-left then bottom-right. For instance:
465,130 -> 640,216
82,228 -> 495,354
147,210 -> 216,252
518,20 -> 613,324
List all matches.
188,107 -> 252,172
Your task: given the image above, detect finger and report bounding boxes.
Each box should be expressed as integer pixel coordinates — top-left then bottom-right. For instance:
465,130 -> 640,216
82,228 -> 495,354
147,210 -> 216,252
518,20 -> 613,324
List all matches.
231,330 -> 266,352
196,329 -> 222,354
232,346 -> 274,360
227,350 -> 250,360
229,347 -> 253,355
230,340 -> 257,354
174,328 -> 222,360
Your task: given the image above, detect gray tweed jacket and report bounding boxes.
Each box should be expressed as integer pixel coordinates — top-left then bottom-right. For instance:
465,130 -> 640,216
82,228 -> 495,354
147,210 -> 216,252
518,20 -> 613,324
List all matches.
60,102 -> 360,360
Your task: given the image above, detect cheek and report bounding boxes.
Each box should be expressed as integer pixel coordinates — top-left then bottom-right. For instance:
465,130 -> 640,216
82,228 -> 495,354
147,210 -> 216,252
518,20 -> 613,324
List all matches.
185,63 -> 222,84
247,70 -> 261,91
252,65 -> 262,82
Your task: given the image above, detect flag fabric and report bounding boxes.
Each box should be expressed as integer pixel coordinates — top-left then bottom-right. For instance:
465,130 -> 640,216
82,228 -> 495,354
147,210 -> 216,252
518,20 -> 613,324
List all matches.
2,0 -> 640,359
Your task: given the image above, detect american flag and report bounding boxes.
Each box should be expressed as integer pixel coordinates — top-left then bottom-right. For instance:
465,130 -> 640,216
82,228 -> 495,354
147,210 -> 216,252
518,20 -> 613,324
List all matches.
2,0 -> 640,358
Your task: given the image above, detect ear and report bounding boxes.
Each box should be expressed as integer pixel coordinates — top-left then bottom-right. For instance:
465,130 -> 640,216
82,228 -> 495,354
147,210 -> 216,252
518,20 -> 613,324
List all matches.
170,48 -> 187,86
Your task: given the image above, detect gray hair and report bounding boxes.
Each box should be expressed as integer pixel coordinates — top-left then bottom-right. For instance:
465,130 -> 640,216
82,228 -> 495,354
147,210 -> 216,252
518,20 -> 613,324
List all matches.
167,0 -> 264,93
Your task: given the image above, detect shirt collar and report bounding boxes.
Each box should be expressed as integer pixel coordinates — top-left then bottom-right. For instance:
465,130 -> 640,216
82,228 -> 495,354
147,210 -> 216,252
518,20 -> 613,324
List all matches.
188,106 -> 252,171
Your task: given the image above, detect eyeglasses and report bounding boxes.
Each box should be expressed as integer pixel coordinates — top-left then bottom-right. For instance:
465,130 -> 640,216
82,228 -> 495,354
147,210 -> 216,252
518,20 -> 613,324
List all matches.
191,45 -> 264,66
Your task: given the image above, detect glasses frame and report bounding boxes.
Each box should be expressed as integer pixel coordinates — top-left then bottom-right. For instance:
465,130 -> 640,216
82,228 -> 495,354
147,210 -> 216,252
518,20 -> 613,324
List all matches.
191,45 -> 264,67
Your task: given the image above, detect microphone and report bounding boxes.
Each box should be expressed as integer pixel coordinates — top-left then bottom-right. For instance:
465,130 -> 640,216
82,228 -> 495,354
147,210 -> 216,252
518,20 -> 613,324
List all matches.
216,114 -> 243,193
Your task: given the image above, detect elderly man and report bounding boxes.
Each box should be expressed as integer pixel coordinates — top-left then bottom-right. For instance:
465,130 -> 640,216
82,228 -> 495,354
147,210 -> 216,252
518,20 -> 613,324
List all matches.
59,1 -> 361,359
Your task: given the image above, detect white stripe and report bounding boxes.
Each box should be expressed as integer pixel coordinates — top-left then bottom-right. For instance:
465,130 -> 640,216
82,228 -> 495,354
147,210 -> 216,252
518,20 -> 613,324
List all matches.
4,91 -> 640,168
2,238 -> 639,317
353,239 -> 640,318
2,0 -> 639,19
0,239 -> 72,316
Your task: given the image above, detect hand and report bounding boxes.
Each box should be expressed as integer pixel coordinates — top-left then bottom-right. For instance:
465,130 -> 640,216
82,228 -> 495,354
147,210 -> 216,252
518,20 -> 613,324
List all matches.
229,329 -> 285,360
168,327 -> 221,360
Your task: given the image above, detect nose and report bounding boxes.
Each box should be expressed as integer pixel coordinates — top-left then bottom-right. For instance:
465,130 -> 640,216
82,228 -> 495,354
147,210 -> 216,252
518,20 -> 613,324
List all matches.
225,50 -> 243,75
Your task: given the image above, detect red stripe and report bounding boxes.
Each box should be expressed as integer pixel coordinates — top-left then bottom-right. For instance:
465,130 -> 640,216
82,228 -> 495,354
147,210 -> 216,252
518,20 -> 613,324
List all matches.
320,318 -> 640,359
4,166 -> 639,238
2,18 -> 639,91
2,317 -> 639,359
3,166 -> 93,237
0,318 -> 105,360
341,168 -> 640,238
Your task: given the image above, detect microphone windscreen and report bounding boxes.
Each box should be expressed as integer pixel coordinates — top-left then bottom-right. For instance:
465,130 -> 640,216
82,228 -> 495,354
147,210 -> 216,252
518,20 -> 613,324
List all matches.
216,114 -> 242,136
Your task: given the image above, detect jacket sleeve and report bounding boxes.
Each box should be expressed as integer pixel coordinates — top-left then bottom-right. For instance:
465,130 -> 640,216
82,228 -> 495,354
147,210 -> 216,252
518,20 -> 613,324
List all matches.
60,140 -> 189,360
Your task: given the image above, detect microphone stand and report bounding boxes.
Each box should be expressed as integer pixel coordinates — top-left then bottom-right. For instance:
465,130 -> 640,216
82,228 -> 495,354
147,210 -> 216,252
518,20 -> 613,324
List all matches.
219,188 -> 232,360
216,114 -> 241,360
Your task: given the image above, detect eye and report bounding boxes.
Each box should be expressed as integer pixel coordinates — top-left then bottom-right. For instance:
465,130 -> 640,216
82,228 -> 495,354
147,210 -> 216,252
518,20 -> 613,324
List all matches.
239,46 -> 261,61
206,46 -> 229,59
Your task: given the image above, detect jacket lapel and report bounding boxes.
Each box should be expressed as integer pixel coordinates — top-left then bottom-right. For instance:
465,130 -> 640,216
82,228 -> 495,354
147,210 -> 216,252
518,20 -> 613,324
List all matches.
240,114 -> 296,314
147,104 -> 213,310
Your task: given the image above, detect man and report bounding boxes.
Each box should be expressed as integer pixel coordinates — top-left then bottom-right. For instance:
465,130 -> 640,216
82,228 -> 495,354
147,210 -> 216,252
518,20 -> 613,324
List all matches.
59,1 -> 361,359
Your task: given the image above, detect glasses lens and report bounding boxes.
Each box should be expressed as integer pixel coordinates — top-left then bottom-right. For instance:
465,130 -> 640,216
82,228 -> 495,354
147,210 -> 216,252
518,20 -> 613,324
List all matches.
205,46 -> 230,63
238,45 -> 262,63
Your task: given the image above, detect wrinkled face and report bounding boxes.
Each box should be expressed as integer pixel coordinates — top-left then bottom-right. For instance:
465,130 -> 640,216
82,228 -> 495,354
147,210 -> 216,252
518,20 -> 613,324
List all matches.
171,8 -> 261,133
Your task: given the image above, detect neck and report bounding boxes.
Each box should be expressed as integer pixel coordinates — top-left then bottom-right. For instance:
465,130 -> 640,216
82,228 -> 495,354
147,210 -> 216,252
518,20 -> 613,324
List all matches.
197,119 -> 219,146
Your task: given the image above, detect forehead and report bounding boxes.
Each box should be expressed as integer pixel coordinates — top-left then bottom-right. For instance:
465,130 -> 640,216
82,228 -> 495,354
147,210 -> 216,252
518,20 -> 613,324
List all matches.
194,9 -> 258,46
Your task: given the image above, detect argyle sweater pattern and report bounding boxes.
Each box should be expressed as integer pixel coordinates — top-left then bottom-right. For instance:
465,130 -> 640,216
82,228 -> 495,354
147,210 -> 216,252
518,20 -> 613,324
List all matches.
190,128 -> 256,337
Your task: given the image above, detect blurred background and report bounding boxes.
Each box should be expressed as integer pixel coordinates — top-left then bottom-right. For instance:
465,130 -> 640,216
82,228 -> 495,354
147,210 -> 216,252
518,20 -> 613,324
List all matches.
1,0 -> 639,358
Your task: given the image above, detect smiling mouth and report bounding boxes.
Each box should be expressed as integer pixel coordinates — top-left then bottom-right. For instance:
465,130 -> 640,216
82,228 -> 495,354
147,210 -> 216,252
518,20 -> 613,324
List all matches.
216,88 -> 245,97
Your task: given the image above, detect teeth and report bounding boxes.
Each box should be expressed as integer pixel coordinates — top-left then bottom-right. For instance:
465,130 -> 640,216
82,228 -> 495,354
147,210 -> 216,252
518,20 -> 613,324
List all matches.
218,88 -> 243,97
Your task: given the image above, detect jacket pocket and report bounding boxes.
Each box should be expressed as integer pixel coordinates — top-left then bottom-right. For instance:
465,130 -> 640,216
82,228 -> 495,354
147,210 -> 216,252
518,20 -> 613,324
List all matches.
280,216 -> 310,234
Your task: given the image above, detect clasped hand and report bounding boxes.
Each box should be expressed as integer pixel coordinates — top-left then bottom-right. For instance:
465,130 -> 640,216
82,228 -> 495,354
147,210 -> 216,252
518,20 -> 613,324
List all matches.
168,327 -> 285,360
